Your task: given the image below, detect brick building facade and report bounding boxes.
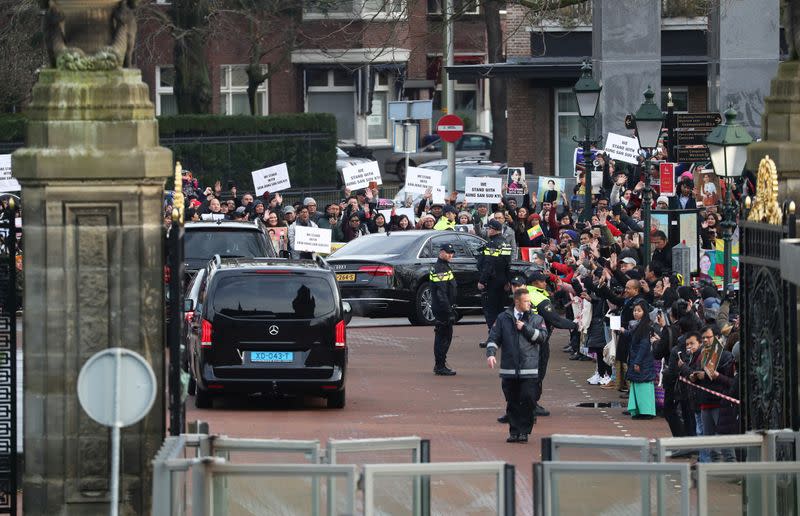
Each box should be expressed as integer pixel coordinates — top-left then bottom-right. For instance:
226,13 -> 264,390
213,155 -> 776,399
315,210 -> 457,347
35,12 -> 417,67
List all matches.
134,1 -> 490,151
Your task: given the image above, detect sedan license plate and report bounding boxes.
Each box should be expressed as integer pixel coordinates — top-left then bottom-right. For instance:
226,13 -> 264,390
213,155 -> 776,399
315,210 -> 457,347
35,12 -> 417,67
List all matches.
336,273 -> 356,282
251,351 -> 294,363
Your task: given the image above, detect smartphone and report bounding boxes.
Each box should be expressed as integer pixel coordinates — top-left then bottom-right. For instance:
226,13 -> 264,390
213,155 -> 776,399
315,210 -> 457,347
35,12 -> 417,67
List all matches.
368,181 -> 378,190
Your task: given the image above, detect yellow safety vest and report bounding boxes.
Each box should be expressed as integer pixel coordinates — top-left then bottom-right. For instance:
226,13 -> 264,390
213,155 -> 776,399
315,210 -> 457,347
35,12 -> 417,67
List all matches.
526,286 -> 549,314
429,269 -> 454,282
434,217 -> 456,231
482,243 -> 512,257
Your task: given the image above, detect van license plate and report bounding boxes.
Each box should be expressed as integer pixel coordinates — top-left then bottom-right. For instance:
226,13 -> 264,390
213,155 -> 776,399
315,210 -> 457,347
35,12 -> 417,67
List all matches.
336,273 -> 356,282
251,351 -> 294,362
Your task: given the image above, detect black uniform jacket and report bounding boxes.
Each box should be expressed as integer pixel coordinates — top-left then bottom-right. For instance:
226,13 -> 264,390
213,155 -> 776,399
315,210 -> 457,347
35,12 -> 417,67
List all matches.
486,308 -> 549,378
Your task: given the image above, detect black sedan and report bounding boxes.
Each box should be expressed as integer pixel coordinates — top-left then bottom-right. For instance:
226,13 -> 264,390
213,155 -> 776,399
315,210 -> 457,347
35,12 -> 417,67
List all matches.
326,230 -> 530,325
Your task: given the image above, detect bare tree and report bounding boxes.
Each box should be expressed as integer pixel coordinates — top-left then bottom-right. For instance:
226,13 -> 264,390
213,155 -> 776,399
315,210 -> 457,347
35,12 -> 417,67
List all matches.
0,0 -> 45,112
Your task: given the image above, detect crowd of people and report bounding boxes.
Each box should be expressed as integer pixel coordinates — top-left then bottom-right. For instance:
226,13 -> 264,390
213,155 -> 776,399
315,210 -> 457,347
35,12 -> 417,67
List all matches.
168,151 -> 746,452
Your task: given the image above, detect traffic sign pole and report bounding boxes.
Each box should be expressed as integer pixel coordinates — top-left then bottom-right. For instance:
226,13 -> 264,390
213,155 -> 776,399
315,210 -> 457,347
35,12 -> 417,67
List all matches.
436,114 -> 464,193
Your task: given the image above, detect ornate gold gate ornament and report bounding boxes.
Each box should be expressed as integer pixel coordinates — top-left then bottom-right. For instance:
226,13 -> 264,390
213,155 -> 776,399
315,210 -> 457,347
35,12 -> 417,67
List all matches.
747,155 -> 783,225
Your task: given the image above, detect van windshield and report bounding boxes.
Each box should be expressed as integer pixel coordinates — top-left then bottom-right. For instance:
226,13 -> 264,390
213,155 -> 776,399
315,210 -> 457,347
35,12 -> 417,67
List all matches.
212,274 -> 336,319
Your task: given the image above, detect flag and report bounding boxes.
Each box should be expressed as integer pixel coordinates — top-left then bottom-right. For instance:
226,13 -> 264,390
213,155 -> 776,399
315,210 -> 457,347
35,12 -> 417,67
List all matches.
712,239 -> 739,286
527,224 -> 543,240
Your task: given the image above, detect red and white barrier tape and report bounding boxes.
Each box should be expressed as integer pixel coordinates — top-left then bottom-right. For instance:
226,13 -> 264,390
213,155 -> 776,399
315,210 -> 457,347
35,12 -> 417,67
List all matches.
678,376 -> 740,405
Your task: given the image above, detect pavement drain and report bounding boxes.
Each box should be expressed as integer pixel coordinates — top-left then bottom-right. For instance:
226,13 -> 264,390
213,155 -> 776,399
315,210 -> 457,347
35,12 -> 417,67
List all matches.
575,401 -> 625,408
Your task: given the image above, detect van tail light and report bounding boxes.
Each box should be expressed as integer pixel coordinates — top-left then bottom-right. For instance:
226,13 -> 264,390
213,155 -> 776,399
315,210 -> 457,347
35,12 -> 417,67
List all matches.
334,320 -> 346,349
201,319 -> 213,348
184,311 -> 194,324
164,265 -> 171,284
358,265 -> 393,276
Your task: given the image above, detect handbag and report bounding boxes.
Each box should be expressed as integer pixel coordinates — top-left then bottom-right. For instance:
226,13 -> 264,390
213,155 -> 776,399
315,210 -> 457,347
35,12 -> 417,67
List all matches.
602,331 -> 616,366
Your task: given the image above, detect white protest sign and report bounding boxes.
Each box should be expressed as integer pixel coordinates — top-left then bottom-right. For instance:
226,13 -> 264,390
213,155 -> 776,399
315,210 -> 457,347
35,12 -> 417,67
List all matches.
432,185 -> 446,205
251,163 -> 291,196
341,161 -> 382,190
405,166 -> 442,195
0,155 -> 20,193
294,225 -> 332,254
604,133 -> 641,165
201,213 -> 224,221
465,176 -> 502,204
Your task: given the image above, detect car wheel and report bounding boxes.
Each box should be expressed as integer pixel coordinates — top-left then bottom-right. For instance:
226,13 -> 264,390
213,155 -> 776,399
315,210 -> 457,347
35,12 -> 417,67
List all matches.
327,389 -> 346,409
410,283 -> 436,326
194,386 -> 212,409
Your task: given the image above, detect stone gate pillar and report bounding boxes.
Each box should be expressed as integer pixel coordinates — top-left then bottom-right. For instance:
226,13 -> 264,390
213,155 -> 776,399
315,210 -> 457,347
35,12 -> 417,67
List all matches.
12,68 -> 171,513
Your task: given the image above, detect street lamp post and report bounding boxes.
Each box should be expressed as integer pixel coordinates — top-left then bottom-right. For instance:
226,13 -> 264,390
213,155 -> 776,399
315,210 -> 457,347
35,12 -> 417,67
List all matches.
572,61 -> 602,222
632,86 -> 664,268
705,106 -> 753,293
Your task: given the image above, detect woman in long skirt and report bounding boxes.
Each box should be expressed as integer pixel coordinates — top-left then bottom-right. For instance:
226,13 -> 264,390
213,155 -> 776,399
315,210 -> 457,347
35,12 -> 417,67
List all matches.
625,299 -> 657,419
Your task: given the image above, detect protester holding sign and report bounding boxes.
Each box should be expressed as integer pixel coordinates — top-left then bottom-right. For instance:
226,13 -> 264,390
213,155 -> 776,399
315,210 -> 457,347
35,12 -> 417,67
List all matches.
288,202 -> 319,259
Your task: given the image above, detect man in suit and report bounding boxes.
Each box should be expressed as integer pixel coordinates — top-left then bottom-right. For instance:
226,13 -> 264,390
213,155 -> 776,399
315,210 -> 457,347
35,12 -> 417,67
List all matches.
669,179 -> 697,210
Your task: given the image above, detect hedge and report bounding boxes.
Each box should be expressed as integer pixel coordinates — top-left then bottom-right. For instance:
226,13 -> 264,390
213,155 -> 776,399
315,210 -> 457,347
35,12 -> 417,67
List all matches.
0,113 -> 339,188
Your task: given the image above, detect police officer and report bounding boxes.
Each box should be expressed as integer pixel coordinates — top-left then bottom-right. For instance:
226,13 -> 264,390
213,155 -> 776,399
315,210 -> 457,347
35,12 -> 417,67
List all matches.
477,219 -> 512,338
526,270 -> 578,417
486,289 -> 549,443
430,243 -> 458,375
434,205 -> 457,230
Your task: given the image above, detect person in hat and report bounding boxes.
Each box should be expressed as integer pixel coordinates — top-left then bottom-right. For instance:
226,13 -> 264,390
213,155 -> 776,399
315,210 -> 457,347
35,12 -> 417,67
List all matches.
656,195 -> 670,210
434,205 -> 458,230
485,288 -> 549,443
477,218 -> 513,339
430,243 -> 459,375
524,269 -> 578,417
303,197 -> 323,224
283,205 -> 296,225
232,205 -> 248,221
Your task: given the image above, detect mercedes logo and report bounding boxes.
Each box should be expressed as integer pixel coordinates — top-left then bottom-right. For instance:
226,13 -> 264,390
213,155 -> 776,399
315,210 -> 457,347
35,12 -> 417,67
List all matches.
268,325 -> 279,336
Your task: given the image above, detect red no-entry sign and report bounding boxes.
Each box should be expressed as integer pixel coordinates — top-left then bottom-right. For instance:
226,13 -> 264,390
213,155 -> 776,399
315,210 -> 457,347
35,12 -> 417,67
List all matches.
436,114 -> 464,143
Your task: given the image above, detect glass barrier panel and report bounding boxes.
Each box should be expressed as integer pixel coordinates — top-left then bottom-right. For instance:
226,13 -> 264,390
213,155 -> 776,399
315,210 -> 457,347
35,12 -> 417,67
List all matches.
550,470 -> 686,516
371,473 -> 499,515
702,471 -> 800,516
211,472 -> 350,516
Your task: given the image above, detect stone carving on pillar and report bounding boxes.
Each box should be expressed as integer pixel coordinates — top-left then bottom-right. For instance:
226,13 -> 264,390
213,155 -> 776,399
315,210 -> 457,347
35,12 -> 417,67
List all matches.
41,0 -> 138,70
748,156 -> 783,225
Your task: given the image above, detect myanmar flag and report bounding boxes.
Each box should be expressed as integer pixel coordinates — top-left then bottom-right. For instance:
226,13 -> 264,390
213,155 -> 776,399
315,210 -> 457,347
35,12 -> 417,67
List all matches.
713,239 -> 739,286
527,224 -> 543,240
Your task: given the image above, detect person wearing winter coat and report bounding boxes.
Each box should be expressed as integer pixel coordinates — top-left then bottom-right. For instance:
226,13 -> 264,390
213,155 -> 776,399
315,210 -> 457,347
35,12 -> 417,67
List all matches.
486,289 -> 549,444
625,299 -> 657,419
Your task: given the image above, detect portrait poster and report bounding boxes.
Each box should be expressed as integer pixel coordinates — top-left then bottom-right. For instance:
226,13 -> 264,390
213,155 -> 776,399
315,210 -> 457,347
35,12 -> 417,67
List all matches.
650,213 -> 670,239
537,177 -> 565,206
266,226 -> 287,252
694,168 -> 721,207
506,167 -> 526,195
702,338 -> 724,377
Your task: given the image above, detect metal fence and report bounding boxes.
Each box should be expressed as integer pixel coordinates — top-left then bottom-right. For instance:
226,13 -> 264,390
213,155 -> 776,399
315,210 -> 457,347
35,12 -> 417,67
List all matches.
151,432 -> 513,516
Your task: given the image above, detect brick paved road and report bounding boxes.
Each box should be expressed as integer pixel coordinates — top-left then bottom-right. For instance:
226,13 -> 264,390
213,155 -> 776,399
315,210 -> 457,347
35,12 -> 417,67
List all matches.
188,318 -> 671,514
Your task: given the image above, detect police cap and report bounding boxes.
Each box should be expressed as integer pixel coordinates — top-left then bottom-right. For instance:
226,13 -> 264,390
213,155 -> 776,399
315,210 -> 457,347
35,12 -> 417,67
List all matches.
439,243 -> 456,254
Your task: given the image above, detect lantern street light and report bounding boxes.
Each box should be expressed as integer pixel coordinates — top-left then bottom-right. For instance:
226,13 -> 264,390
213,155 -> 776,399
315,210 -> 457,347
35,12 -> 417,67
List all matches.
633,86 -> 664,268
705,105 -> 753,293
572,60 -> 602,222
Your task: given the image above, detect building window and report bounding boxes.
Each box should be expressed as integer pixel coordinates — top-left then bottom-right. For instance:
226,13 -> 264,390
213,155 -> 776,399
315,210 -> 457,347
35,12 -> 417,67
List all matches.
304,0 -> 404,19
368,72 -> 394,142
555,88 -> 581,177
156,66 -> 177,116
221,64 -> 268,115
427,0 -> 479,15
306,69 -> 356,140
662,87 -> 688,113
431,79 -> 479,132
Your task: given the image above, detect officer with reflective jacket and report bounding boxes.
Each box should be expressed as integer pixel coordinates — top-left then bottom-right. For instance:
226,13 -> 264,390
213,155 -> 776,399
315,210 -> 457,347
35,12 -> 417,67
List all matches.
477,219 -> 512,337
526,270 -> 578,417
430,243 -> 458,375
486,288 -> 549,443
433,205 -> 458,230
